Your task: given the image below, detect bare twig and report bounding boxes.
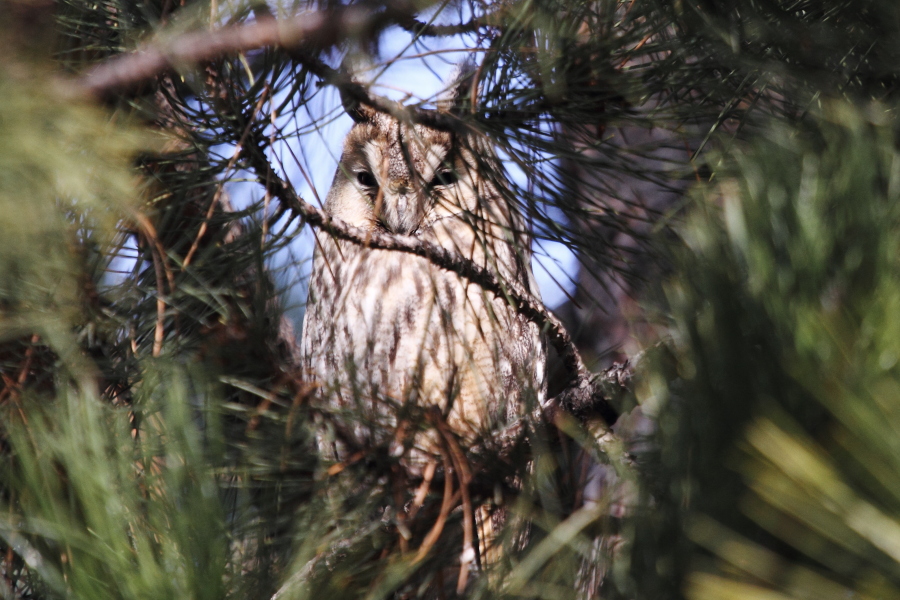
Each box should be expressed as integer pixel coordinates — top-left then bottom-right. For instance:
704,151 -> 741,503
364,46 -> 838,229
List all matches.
409,460 -> 437,521
132,214 -> 171,357
428,408 -> 476,593
325,450 -> 368,477
415,440 -> 457,563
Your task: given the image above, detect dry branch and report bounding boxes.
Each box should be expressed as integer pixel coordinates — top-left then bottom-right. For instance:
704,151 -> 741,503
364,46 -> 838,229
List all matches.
78,5 -> 495,104
80,6 -> 380,99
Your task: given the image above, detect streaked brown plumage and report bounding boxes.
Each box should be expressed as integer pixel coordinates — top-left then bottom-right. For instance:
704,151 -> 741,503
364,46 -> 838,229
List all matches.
300,96 -> 546,455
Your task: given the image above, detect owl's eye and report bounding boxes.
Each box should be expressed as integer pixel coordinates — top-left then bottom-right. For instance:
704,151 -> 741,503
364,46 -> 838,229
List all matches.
429,169 -> 458,188
356,171 -> 378,188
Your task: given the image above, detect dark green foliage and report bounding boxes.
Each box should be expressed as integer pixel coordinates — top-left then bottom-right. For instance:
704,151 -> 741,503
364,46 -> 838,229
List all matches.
636,105 -> 900,598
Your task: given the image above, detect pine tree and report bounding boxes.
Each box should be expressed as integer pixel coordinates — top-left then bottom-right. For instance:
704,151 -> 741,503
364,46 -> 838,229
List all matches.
3,0 -> 900,599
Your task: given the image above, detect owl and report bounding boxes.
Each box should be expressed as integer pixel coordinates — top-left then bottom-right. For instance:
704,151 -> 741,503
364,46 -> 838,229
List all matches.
299,82 -> 546,457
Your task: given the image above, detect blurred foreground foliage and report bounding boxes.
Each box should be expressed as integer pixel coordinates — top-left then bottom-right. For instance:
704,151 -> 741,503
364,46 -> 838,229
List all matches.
635,105 -> 900,599
0,64 -> 143,387
5,0 -> 900,599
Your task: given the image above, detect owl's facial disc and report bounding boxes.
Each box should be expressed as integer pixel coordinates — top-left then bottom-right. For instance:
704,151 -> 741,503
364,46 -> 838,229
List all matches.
356,139 -> 454,235
330,118 -> 462,234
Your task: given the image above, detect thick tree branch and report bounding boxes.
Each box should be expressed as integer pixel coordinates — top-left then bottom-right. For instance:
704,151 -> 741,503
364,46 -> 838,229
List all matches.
76,6 -> 490,134
79,5 -> 389,99
77,5 -> 495,110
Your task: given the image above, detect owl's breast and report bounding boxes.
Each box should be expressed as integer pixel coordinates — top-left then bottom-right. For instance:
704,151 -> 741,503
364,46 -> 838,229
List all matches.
300,230 -> 546,441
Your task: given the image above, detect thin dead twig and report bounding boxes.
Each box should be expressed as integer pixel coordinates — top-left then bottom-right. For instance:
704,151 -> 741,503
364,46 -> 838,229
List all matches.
409,460 -> 437,521
415,440 -> 457,563
183,86 -> 270,267
325,450 -> 367,477
16,334 -> 40,387
131,213 -> 174,357
427,408 -> 476,594
0,334 -> 40,405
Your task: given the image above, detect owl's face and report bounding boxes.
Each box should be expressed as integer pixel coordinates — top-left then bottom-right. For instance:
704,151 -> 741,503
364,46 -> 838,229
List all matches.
325,110 -> 481,236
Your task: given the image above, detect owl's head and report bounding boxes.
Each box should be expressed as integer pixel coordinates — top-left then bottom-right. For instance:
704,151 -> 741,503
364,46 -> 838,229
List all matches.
325,70 -> 502,237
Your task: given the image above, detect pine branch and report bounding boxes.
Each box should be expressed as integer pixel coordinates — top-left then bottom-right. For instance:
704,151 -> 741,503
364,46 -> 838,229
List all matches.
393,5 -> 506,37
78,5 -> 394,99
75,7 -> 485,134
76,3 -> 497,110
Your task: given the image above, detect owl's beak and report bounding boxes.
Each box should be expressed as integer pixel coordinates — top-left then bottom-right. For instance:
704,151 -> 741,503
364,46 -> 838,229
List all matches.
378,188 -> 427,235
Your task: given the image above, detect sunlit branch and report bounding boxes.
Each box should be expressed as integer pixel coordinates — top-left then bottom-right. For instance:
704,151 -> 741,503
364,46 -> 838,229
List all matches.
79,5 -> 397,99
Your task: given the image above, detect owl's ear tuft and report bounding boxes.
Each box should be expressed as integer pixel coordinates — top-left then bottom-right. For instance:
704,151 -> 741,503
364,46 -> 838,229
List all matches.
437,57 -> 480,114
340,85 -> 378,123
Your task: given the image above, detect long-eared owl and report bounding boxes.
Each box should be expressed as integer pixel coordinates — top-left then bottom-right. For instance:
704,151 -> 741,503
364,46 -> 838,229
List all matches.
300,78 -> 546,454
